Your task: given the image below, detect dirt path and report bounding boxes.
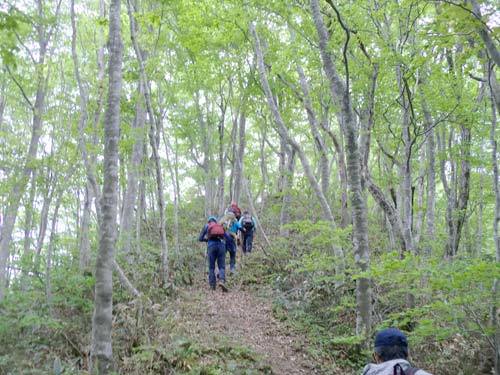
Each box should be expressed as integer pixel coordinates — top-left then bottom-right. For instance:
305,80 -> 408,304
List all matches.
170,278 -> 318,374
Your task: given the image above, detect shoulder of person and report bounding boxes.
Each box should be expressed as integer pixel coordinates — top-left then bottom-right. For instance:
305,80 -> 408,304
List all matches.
360,363 -> 372,375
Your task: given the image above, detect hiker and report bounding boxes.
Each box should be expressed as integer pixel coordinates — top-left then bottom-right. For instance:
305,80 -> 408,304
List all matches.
226,201 -> 242,220
223,215 -> 243,274
362,328 -> 432,375
239,210 -> 256,254
198,216 -> 228,292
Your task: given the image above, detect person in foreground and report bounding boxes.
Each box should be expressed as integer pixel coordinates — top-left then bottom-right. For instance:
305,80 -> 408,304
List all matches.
198,216 -> 228,292
362,328 -> 432,375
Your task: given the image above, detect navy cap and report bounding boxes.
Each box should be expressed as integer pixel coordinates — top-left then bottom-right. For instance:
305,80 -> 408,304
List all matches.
374,328 -> 408,348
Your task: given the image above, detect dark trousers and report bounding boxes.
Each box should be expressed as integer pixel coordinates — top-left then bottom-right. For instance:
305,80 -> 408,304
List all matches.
207,242 -> 225,287
243,231 -> 254,253
225,237 -> 236,271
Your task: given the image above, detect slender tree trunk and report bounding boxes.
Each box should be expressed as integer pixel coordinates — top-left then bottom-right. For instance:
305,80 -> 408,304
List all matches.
259,128 -> 269,212
22,171 -> 37,266
33,176 -> 56,273
280,148 -> 296,237
127,0 -> 169,283
0,83 -> 5,129
277,134 -> 287,194
476,173 -> 484,256
228,111 -> 238,203
120,81 -> 145,257
79,183 -> 92,272
46,194 -> 62,313
0,8 -> 49,298
296,65 -> 330,196
251,23 -> 345,269
216,101 -> 226,214
453,124 -> 471,255
413,151 -> 425,248
71,0 -> 102,222
162,130 -> 180,255
233,111 -> 246,204
320,117 -> 349,227
310,0 -> 371,336
365,174 -> 407,252
488,75 -> 500,374
422,101 -> 436,253
396,65 -> 415,254
437,128 -> 456,257
90,0 -> 122,371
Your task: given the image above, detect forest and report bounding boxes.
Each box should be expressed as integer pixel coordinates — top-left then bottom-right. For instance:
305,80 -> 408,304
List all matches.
0,0 -> 499,374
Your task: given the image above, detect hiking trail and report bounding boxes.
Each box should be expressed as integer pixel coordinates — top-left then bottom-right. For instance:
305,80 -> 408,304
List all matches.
168,272 -> 319,374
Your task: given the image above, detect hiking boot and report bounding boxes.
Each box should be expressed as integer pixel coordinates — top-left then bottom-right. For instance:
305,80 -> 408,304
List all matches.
218,281 -> 228,292
210,284 -> 216,291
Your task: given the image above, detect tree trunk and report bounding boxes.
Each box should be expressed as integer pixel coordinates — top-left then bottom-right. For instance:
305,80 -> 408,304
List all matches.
259,128 -> 269,213
280,147 -> 296,237
251,22 -> 345,269
90,0 -> 122,371
310,0 -> 371,337
33,174 -> 56,273
396,65 -> 415,254
0,0 -> 50,298
228,110 -> 238,203
162,129 -> 181,255
422,101 -> 436,253
22,171 -> 37,267
71,0 -> 102,222
120,81 -> 145,257
79,183 -> 92,272
413,151 -> 425,249
488,75 -> 500,374
216,99 -> 226,214
46,194 -> 62,313
0,83 -> 5,129
233,111 -> 246,204
127,0 -> 169,283
296,65 -> 330,197
320,116 -> 349,227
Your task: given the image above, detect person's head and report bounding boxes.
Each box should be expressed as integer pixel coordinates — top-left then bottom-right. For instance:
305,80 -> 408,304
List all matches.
243,210 -> 249,215
207,216 -> 217,223
372,328 -> 408,363
231,201 -> 237,207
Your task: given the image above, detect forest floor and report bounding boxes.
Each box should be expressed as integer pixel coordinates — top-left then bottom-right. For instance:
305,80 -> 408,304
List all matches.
166,265 -> 319,374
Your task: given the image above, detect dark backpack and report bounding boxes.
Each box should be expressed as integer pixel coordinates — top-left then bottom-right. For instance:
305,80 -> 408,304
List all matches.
207,222 -> 224,239
393,364 -> 420,375
242,214 -> 254,230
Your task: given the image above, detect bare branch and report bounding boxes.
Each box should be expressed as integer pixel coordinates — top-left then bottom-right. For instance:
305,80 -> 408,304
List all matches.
5,65 -> 34,110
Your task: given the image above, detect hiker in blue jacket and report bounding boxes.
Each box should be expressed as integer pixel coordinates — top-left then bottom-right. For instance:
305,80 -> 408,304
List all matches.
198,216 -> 227,291
239,211 -> 256,254
224,217 -> 243,274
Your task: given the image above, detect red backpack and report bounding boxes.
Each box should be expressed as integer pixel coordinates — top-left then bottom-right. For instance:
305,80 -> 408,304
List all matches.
228,205 -> 241,220
207,222 -> 225,239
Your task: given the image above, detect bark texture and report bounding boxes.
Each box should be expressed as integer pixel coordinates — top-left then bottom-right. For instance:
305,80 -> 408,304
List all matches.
310,0 -> 371,337
90,0 -> 122,372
